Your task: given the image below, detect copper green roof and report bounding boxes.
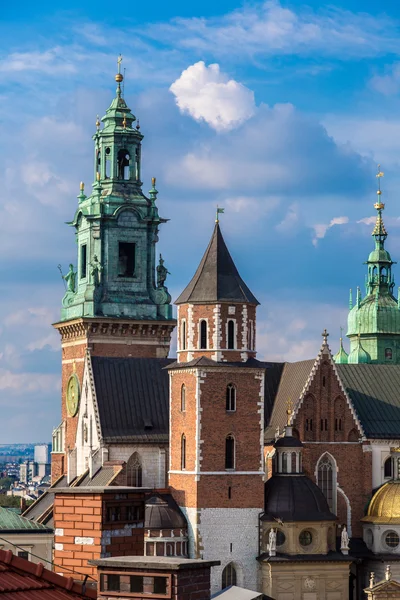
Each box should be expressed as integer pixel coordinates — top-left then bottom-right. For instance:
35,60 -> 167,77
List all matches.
0,507 -> 53,532
175,223 -> 259,305
333,338 -> 348,364
348,335 -> 371,364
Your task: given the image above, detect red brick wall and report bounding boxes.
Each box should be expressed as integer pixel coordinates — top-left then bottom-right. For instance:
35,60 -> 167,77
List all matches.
293,356 -> 372,537
177,303 -> 257,362
169,367 -> 264,510
51,454 -> 65,482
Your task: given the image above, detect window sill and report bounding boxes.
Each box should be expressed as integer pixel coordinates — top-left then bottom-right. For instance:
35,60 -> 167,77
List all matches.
226,410 -> 236,414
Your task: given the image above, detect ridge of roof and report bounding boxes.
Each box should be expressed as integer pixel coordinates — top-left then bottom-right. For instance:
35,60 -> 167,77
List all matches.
175,223 -> 259,305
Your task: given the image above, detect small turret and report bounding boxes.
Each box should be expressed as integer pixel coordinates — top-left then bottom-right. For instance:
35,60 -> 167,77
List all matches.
334,331 -> 348,364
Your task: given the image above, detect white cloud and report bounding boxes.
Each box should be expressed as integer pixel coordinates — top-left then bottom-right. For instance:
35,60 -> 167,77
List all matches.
148,1 -> 400,60
0,369 -> 59,394
312,216 -> 349,246
370,63 -> 400,95
276,203 -> 299,232
0,48 -> 76,74
169,61 -> 255,131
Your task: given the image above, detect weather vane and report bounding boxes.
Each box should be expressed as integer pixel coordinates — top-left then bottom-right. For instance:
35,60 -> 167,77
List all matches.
215,205 -> 225,223
376,164 -> 384,195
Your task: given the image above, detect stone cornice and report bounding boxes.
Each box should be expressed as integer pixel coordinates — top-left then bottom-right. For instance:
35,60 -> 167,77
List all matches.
53,317 -> 176,341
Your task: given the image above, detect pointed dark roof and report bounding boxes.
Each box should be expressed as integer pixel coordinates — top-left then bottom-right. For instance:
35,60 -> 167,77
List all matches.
175,223 -> 259,305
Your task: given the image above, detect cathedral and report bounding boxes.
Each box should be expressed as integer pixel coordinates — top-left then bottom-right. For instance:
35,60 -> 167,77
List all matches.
23,63 -> 400,600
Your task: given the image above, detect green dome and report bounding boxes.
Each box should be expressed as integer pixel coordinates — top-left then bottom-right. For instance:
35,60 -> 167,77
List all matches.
368,247 -> 392,263
333,339 -> 348,364
348,337 -> 371,364
347,294 -> 400,337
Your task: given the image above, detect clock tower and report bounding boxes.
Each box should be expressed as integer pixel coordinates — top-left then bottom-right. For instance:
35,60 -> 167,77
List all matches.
52,60 -> 175,480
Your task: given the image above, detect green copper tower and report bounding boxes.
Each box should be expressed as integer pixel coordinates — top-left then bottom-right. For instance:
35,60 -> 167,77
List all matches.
344,167 -> 400,364
60,59 -> 172,322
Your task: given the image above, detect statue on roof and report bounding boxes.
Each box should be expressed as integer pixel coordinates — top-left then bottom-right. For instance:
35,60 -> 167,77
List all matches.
63,264 -> 76,293
340,525 -> 350,554
268,528 -> 277,556
157,254 -> 170,289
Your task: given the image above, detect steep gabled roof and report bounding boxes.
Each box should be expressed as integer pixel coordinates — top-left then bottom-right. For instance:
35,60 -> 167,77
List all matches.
0,508 -> 52,533
91,357 -> 174,443
175,223 -> 259,305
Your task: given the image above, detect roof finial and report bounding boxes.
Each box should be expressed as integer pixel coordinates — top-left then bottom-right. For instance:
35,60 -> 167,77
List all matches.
286,398 -> 293,425
322,328 -> 329,344
386,565 -> 392,581
349,288 -> 353,310
216,205 -> 225,223
96,115 -> 100,130
376,164 -> 384,198
115,54 -> 123,97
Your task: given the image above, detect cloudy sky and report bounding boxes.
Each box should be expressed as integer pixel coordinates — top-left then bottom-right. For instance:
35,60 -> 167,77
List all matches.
2,0 -> 400,442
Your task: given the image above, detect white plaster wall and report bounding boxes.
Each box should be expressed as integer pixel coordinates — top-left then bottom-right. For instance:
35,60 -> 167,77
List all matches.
364,523 -> 400,556
76,364 -> 100,475
109,444 -> 167,487
181,506 -> 262,595
199,508 -> 262,594
0,533 -> 53,566
371,444 -> 391,489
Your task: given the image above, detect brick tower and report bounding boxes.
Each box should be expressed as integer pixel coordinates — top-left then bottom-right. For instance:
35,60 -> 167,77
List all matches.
52,59 -> 175,480
168,220 -> 265,594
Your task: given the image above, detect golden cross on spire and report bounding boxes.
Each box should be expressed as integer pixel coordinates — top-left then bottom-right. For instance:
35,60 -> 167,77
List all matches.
322,328 -> 329,344
117,54 -> 123,74
376,164 -> 384,196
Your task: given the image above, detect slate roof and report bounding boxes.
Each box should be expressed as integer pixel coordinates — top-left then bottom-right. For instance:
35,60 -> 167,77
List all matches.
78,465 -> 121,487
337,364 -> 400,438
92,357 -> 174,443
175,223 -> 259,305
0,549 -> 96,599
22,475 -> 67,526
0,508 -> 53,533
264,360 -> 315,440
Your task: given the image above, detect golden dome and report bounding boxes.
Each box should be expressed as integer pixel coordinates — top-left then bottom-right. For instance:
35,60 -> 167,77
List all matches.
115,73 -> 123,83
363,482 -> 400,524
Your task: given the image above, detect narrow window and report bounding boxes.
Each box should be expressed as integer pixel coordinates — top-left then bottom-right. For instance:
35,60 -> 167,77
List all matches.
153,578 -> 167,595
228,486 -> 232,499
385,348 -> 393,360
320,419 -> 323,431
317,453 -> 337,513
117,148 -> 130,180
222,563 -> 237,589
227,320 -> 235,349
89,416 -> 93,447
118,242 -> 136,277
322,376 -> 326,387
384,456 -> 393,478
108,575 -> 120,592
17,551 -> 29,560
126,452 -> 142,487
282,453 -> 288,473
105,147 -> 111,178
225,435 -> 235,469
181,320 -> 186,350
181,384 -> 186,412
226,384 -> 236,412
181,434 -> 186,470
80,244 -> 87,279
200,320 -> 207,349
96,149 -> 101,177
130,576 -> 144,593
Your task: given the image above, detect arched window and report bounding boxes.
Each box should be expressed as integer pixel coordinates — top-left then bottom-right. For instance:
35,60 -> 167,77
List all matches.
222,563 -> 237,589
126,452 -> 142,487
225,435 -> 235,469
372,265 -> 377,280
181,435 -> 186,470
248,319 -> 254,350
384,456 -> 393,479
348,428 -> 359,442
96,149 -> 101,176
317,453 -> 337,513
227,320 -> 235,349
117,149 -> 130,180
226,384 -> 236,412
105,147 -> 111,178
282,452 -> 288,473
181,385 -> 186,412
181,320 -> 186,351
200,320 -> 207,350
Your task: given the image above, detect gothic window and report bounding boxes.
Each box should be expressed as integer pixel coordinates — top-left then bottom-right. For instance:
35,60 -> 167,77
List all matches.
385,348 -> 393,360
222,563 -> 237,589
181,384 -> 186,412
227,320 -> 235,349
181,320 -> 186,350
225,435 -> 235,469
303,394 -> 315,441
126,452 -> 142,487
320,419 -> 328,431
105,147 -> 111,178
381,267 -> 388,282
80,244 -> 87,279
226,384 -> 236,412
118,242 -> 136,277
200,320 -> 207,350
117,148 -> 130,180
248,319 -> 254,350
181,435 -> 186,470
348,428 -> 359,442
384,456 -> 393,479
317,453 -> 337,513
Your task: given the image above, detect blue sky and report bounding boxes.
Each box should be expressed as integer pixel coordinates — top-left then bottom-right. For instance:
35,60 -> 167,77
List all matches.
1,0 -> 400,442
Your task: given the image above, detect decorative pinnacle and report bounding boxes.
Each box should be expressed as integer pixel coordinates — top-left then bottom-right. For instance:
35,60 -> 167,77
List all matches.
286,398 -> 293,425
95,115 -> 100,130
152,177 -> 156,187
375,164 -> 385,207
136,119 -> 140,131
322,328 -> 329,344
80,182 -> 84,191
96,172 -> 100,182
385,565 -> 392,581
115,54 -> 123,82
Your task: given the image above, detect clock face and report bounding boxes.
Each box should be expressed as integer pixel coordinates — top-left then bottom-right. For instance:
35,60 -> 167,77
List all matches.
66,374 -> 80,417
